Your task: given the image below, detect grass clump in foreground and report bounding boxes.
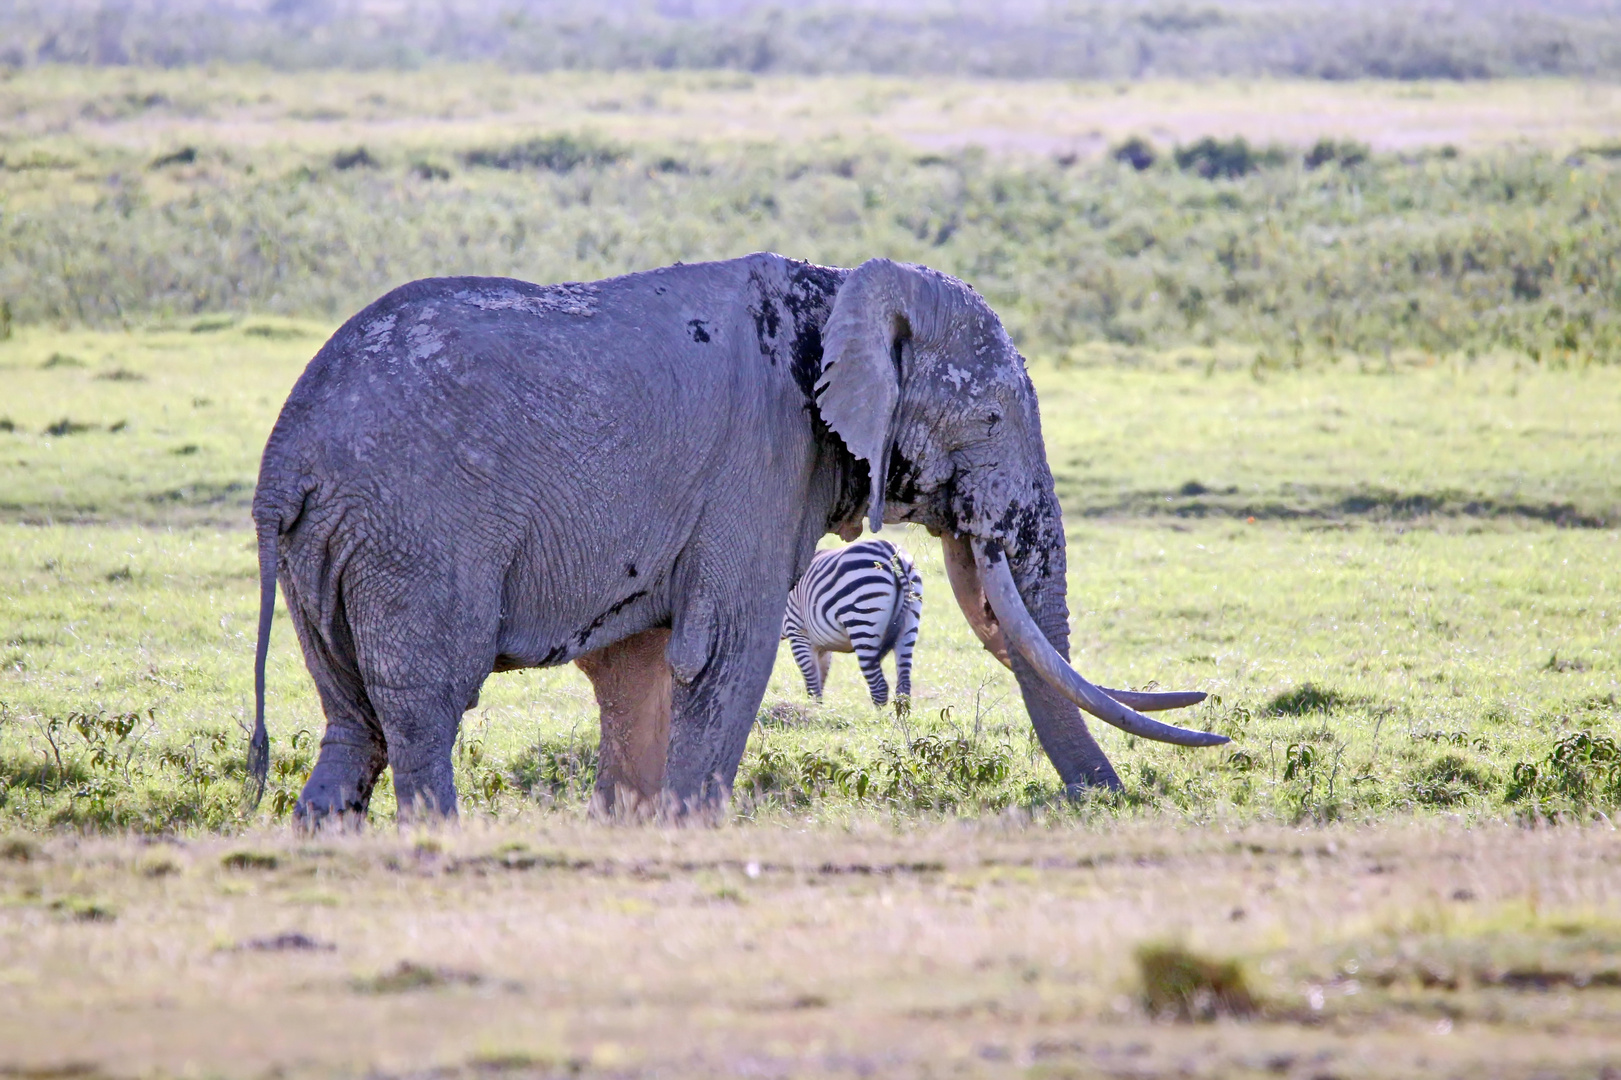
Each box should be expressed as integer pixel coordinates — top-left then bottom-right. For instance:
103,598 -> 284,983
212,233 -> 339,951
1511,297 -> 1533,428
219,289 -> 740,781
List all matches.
1136,943 -> 1258,1021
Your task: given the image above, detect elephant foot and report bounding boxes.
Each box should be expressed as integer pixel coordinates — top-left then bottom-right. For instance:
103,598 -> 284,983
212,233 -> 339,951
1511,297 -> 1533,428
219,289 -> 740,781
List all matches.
295,736 -> 387,832
390,762 -> 460,823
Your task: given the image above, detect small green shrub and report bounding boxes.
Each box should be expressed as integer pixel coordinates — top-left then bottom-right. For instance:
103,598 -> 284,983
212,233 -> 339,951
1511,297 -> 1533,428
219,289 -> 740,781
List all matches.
331,147 -> 377,171
1266,684 -> 1351,716
1111,136 -> 1156,171
1405,753 -> 1496,807
510,734 -> 599,801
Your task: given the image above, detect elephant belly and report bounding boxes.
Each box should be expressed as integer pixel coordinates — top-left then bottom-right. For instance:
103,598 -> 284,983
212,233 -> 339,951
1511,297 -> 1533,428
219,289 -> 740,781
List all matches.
490,550 -> 675,673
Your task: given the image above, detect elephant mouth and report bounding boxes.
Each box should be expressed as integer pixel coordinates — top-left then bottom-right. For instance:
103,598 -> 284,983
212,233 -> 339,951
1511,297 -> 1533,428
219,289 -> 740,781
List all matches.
940,533 -> 1226,748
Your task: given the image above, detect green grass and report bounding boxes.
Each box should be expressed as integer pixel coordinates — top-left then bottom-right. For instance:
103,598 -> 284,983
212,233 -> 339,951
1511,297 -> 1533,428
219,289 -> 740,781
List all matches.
1,323 -> 1616,831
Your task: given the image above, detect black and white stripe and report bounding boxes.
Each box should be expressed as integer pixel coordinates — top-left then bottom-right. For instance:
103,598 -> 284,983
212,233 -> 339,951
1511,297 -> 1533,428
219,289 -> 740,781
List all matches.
781,539 -> 923,707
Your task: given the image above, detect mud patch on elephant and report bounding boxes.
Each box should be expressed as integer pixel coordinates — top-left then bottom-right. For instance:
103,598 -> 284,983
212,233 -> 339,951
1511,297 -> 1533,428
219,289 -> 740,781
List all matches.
452,283 -> 599,319
405,322 -> 443,361
782,259 -> 844,400
573,589 -> 648,648
360,313 -> 396,353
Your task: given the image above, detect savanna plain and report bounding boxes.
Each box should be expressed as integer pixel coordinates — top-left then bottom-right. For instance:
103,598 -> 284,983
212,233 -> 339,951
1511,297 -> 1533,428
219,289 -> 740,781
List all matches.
1,63 -> 1620,1079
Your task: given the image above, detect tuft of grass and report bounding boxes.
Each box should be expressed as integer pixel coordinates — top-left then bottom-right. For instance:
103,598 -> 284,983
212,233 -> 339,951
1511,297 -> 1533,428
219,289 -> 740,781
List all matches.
1135,942 -> 1257,1021
331,147 -> 377,171
2,836 -> 40,862
1173,136 -> 1286,179
220,850 -> 279,871
353,961 -> 485,994
1265,683 -> 1353,716
49,896 -> 117,922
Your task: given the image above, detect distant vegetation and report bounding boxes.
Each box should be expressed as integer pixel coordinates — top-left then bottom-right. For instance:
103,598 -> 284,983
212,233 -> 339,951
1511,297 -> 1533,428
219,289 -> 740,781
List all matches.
4,131 -> 1619,366
3,0 -> 1619,80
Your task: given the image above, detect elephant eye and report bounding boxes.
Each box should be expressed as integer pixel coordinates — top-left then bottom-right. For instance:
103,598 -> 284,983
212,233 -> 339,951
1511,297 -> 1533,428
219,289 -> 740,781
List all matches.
985,410 -> 1002,432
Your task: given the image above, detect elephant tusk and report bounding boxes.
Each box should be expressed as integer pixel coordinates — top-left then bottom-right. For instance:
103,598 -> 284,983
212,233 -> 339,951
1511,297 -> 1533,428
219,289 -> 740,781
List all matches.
1099,688 -> 1207,712
972,540 -> 1228,748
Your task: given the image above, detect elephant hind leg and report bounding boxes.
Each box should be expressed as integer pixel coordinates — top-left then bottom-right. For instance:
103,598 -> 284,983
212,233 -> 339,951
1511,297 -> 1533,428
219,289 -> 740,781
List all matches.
576,628 -> 673,820
292,597 -> 389,830
367,681 -> 469,821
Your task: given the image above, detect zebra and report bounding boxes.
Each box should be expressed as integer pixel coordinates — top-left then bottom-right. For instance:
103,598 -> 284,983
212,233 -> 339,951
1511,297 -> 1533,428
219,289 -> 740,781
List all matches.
781,539 -> 923,708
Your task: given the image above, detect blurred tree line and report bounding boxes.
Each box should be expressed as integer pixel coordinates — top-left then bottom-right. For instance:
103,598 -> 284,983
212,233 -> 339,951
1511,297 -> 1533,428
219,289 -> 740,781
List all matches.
4,0 -> 1617,80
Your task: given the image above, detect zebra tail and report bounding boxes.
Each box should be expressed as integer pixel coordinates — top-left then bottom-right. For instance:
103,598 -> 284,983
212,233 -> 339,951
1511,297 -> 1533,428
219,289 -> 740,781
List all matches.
874,557 -> 909,660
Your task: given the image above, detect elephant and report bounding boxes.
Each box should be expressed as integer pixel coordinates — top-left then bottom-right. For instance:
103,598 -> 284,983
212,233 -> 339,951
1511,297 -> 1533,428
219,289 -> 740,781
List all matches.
248,253 -> 1225,824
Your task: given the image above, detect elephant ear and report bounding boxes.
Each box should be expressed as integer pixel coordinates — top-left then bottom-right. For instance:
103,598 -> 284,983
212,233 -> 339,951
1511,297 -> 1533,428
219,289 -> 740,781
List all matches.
816,259 -> 914,533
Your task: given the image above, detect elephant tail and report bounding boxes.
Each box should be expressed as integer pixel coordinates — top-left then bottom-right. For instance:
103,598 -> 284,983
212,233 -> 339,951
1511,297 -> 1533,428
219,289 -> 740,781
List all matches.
247,520 -> 277,809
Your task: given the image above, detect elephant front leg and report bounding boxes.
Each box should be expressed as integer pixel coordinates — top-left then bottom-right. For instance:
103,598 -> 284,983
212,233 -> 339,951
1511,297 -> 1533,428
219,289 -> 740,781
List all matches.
662,601 -> 784,816
575,628 -> 673,819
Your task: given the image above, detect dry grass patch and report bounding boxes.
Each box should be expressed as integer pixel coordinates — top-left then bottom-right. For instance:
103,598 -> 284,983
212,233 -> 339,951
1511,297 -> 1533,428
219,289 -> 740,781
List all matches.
0,819 -> 1617,1079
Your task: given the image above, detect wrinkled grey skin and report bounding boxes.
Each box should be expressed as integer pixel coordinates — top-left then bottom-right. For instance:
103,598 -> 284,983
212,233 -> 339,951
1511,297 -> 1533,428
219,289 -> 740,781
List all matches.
250,253 -> 1132,824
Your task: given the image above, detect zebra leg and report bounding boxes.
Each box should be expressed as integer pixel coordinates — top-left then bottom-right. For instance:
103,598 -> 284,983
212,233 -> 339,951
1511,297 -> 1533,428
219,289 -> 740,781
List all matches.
894,593 -> 922,703
790,631 -> 824,699
853,639 -> 891,708
815,649 -> 831,695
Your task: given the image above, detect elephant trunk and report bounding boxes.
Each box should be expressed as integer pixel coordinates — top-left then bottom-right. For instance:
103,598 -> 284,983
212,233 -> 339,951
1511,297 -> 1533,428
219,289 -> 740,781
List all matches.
1001,551 -> 1129,791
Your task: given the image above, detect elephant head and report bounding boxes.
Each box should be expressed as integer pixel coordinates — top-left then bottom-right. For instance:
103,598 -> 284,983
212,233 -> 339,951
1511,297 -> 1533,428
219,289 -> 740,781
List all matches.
816,258 -> 1225,791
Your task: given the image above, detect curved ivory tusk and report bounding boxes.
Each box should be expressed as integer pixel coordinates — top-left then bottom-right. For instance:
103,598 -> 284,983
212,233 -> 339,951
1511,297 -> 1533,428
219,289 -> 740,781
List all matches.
972,540 -> 1228,748
1099,688 -> 1207,712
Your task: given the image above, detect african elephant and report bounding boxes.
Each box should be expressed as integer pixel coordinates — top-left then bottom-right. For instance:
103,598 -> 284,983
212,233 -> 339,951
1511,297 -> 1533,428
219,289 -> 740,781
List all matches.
248,253 -> 1224,823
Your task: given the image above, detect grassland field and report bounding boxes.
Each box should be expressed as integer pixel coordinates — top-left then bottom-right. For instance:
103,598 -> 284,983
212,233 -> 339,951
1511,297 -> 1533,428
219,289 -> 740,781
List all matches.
0,66 -> 1619,1079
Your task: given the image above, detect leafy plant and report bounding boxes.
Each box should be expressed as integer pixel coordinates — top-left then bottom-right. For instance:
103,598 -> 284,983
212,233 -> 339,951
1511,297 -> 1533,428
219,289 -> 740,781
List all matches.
1505,731 -> 1621,815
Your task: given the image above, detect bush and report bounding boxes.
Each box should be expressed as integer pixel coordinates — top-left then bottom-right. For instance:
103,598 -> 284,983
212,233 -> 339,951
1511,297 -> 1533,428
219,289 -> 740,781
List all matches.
1304,138 -> 1370,170
462,135 -> 623,173
1266,684 -> 1351,716
1405,753 -> 1496,807
510,734 -> 599,801
1173,137 -> 1285,180
1111,136 -> 1156,171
